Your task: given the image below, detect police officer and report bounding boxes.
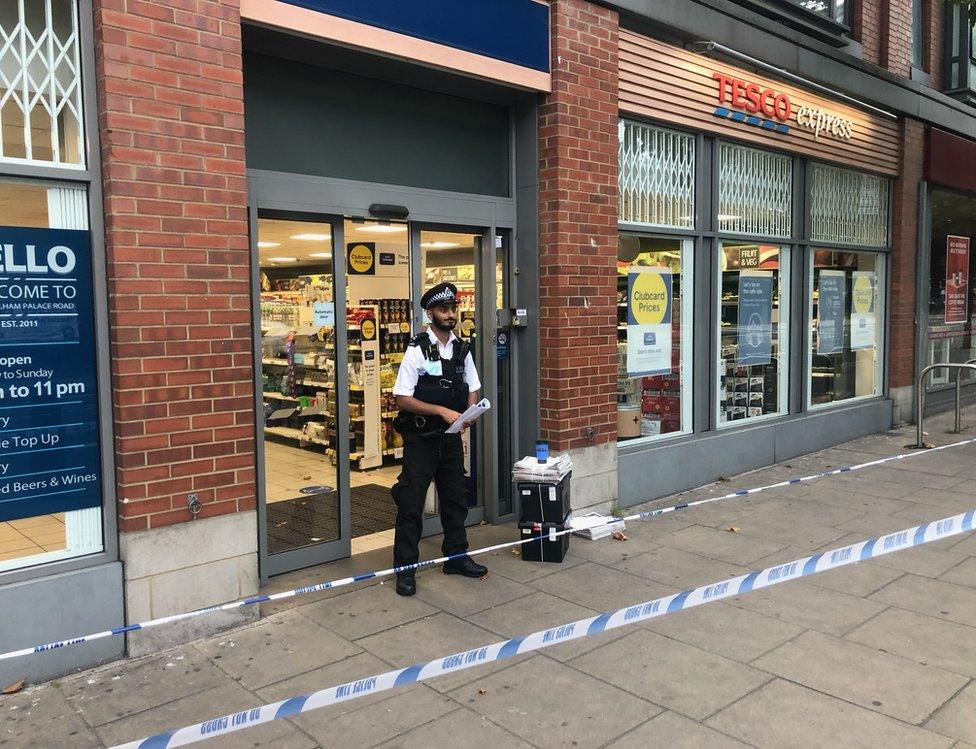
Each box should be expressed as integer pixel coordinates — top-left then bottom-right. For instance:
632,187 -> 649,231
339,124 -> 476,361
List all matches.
390,282 -> 488,596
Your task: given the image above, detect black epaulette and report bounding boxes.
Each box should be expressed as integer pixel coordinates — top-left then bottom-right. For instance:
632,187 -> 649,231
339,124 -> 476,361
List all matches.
409,333 -> 437,361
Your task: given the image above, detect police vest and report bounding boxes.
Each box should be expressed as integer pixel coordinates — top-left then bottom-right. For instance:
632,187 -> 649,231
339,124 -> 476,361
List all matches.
393,334 -> 470,435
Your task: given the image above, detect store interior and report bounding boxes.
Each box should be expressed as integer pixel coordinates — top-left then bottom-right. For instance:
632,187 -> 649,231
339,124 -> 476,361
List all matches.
258,218 -> 481,556
616,235 -> 687,441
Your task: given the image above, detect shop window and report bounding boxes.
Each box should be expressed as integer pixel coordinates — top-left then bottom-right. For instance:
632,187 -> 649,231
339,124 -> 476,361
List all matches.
0,177 -> 100,573
925,189 -> 976,389
718,143 -> 792,238
808,250 -> 886,406
717,243 -> 790,426
810,164 -> 890,247
944,4 -> 976,105
618,120 -> 695,230
797,0 -> 847,24
0,0 -> 84,167
911,0 -> 926,69
617,235 -> 693,442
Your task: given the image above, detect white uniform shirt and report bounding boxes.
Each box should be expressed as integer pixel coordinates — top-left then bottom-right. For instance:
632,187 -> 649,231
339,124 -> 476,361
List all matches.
392,329 -> 481,397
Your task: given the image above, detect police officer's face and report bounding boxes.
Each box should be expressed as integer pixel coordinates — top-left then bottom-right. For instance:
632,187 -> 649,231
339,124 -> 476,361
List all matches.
429,303 -> 457,331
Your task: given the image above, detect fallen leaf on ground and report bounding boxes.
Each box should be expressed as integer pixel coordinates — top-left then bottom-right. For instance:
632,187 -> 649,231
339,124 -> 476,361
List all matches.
727,526 -> 740,533
612,531 -> 627,541
2,680 -> 24,695
303,475 -> 312,480
478,688 -> 487,695
512,549 -> 520,556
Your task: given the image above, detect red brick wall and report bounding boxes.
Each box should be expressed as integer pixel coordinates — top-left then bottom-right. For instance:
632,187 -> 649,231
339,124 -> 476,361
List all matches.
927,0 -> 944,89
888,118 -> 924,390
538,0 -> 619,451
93,0 -> 254,532
856,0 -> 948,87
880,0 -> 913,76
855,0 -> 883,66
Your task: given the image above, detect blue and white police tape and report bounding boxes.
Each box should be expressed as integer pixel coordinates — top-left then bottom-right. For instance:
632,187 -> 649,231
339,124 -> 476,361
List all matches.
3,435 -> 974,664
617,434 -> 976,525
110,507 -> 976,749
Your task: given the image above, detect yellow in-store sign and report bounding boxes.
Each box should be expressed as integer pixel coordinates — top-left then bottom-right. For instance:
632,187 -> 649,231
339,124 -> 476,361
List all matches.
629,269 -> 671,325
852,274 -> 873,314
361,318 -> 376,340
348,243 -> 375,275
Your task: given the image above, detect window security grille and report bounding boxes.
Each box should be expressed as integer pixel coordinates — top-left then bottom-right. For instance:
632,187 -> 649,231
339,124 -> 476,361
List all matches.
718,143 -> 793,238
810,163 -> 890,247
618,120 -> 695,229
0,0 -> 84,166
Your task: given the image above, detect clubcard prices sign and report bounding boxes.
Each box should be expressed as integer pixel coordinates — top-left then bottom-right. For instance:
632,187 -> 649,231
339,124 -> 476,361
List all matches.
627,266 -> 672,376
850,272 -> 877,350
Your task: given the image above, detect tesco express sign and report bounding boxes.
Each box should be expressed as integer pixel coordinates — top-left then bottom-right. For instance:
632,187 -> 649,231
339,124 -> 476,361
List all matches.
712,72 -> 854,141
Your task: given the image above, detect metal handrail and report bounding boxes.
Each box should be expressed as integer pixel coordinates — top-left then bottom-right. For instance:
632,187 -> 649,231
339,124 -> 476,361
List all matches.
913,362 -> 976,448
959,358 -> 976,433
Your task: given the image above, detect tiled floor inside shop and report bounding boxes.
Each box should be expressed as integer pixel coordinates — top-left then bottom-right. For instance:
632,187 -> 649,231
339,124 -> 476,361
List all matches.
264,439 -> 401,556
0,512 -> 66,563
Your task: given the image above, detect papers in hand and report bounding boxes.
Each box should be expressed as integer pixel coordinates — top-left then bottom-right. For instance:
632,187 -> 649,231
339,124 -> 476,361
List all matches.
445,398 -> 491,434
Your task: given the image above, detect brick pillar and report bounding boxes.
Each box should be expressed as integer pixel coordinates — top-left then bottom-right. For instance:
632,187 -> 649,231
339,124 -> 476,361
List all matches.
538,0 -> 619,509
854,0 -> 883,66
888,118 -> 924,424
94,0 -> 256,651
880,0 -> 913,75
926,0 -> 944,89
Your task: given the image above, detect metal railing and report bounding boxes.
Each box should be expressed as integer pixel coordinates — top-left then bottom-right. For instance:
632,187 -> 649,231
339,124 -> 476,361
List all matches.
913,362 -> 976,448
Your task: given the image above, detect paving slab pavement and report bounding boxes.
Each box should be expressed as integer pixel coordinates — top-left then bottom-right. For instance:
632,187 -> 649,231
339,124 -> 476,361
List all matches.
4,407 -> 976,747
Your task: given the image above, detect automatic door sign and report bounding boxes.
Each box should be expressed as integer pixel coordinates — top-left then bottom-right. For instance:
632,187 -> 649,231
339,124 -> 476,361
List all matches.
626,266 -> 672,376
850,272 -> 877,350
313,302 -> 335,327
817,270 -> 846,355
945,236 -> 970,324
0,227 -> 102,522
736,271 -> 774,366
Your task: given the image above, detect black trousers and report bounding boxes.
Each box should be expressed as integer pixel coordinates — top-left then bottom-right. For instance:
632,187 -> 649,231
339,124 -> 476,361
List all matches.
391,431 -> 469,569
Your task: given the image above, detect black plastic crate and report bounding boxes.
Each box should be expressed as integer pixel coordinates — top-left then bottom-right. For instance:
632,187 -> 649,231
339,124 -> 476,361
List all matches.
517,473 -> 571,524
518,520 -> 569,563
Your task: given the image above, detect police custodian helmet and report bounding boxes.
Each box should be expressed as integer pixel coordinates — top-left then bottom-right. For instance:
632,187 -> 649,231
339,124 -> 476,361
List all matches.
420,282 -> 458,310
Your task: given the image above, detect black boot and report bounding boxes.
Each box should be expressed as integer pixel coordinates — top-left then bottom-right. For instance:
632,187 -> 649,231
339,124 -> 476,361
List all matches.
395,572 -> 416,596
443,555 -> 488,579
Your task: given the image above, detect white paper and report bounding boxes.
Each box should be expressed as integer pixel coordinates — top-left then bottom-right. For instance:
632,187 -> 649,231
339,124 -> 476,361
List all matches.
445,398 -> 491,434
567,512 -> 625,540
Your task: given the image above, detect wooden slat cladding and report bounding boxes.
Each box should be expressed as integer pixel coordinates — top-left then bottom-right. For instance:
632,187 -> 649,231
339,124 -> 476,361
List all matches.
618,32 -> 900,176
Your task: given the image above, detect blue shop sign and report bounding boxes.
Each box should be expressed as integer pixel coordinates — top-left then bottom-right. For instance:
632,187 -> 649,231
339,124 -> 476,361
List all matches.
736,272 -> 774,366
281,0 -> 550,73
817,271 -> 847,355
0,226 -> 102,522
